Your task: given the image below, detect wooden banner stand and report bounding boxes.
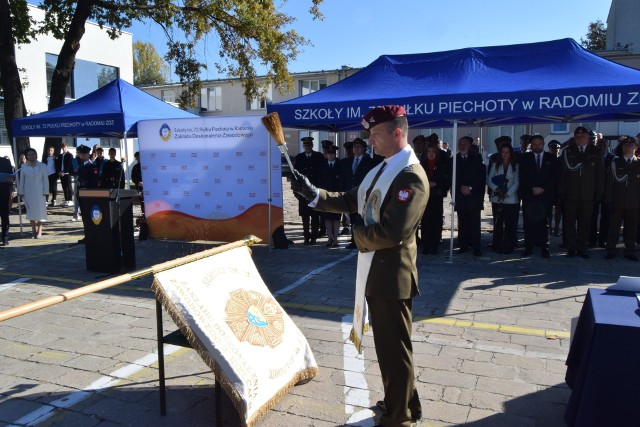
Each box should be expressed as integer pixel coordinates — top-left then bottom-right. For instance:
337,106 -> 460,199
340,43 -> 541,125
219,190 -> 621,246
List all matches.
155,299 -> 224,424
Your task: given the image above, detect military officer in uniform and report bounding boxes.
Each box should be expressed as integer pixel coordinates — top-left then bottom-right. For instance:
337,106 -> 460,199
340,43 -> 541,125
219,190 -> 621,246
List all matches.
293,136 -> 324,244
558,127 -> 604,258
604,136 -> 640,261
291,106 -> 427,427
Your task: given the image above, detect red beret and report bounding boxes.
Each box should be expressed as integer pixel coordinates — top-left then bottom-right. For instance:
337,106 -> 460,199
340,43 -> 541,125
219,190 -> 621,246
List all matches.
361,105 -> 406,130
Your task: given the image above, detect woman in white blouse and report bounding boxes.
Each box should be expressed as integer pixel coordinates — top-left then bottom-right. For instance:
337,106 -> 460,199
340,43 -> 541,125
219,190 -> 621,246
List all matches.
487,143 -> 520,254
18,148 -> 48,238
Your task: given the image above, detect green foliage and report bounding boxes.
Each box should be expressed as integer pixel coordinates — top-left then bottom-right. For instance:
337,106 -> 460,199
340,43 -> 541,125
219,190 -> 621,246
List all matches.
580,19 -> 607,52
133,40 -> 169,86
32,0 -> 324,108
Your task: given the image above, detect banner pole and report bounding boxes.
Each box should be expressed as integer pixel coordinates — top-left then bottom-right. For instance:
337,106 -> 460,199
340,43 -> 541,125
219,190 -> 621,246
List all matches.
0,235 -> 261,323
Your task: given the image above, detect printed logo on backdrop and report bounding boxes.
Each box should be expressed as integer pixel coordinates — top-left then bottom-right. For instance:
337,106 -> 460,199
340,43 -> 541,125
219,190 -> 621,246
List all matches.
137,116 -> 284,239
91,204 -> 103,225
159,124 -> 172,142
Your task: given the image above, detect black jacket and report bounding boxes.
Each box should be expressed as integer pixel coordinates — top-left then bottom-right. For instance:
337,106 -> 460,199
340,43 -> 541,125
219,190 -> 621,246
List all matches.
519,151 -> 557,206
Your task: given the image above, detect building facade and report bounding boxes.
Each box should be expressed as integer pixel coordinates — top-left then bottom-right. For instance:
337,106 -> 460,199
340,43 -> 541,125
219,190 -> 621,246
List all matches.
0,5 -> 133,162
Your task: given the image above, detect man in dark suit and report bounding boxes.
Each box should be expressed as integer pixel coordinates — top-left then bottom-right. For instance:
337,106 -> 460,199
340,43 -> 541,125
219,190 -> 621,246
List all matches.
451,136 -> 486,256
558,127 -> 605,258
519,135 -> 557,258
292,105 -> 427,427
340,138 -> 376,249
604,136 -> 640,261
56,142 -> 75,206
0,156 -> 15,246
293,136 -> 324,244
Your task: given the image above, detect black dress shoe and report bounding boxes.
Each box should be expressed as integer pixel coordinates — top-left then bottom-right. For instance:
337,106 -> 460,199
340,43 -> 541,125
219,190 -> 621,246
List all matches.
473,249 -> 482,257
522,248 -> 533,257
604,252 -> 616,260
625,253 -> 639,262
577,251 -> 590,259
541,248 -> 550,258
566,250 -> 575,258
375,400 -> 422,422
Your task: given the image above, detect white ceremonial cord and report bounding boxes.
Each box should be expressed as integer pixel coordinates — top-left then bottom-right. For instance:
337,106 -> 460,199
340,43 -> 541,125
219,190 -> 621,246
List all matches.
611,157 -> 629,184
563,148 -> 582,173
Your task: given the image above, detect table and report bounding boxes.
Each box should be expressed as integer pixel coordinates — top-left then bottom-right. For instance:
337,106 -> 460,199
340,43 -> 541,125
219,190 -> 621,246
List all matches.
565,288 -> 640,426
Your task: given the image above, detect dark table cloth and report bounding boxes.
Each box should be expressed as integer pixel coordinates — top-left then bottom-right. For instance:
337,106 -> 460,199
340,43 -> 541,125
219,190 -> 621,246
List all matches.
565,288 -> 640,426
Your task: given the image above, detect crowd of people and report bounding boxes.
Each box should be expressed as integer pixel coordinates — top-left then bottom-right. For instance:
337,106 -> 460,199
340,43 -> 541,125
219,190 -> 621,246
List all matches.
0,144 -> 136,245
292,127 -> 640,261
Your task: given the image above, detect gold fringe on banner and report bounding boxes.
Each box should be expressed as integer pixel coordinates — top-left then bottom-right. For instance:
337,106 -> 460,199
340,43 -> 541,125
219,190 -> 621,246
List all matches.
152,278 -> 318,427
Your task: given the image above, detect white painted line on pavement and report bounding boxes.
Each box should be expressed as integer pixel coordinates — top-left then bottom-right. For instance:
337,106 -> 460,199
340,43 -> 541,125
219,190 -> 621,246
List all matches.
342,315 -> 375,427
274,251 -> 357,296
0,277 -> 31,292
8,344 -> 182,426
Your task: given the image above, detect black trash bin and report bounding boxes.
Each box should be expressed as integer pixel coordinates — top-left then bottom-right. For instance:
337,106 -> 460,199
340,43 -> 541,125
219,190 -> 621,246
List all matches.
78,189 -> 138,274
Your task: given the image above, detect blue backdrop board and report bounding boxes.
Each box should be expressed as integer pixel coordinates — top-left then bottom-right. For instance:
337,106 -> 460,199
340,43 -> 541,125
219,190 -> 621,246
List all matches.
12,79 -> 197,138
268,38 -> 640,130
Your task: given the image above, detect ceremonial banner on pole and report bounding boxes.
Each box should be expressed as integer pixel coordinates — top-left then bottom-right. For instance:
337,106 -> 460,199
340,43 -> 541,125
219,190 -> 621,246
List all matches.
137,116 -> 283,241
152,245 -> 318,427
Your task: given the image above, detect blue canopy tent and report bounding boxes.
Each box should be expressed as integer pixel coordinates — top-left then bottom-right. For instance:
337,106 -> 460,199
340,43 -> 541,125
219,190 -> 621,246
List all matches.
12,78 -> 196,138
268,38 -> 640,261
10,78 -> 196,233
268,38 -> 640,130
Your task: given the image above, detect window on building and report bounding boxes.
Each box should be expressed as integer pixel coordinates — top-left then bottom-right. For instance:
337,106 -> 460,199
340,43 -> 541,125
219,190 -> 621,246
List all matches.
97,63 -> 118,88
99,137 -> 121,149
0,100 -> 8,145
618,121 -> 640,136
46,53 -> 73,99
200,86 -> 222,111
551,123 -> 570,134
162,90 -> 176,103
299,79 -> 327,96
247,85 -> 272,110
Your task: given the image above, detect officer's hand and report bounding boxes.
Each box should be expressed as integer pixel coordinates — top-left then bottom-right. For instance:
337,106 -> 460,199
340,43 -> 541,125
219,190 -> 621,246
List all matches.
291,170 -> 319,202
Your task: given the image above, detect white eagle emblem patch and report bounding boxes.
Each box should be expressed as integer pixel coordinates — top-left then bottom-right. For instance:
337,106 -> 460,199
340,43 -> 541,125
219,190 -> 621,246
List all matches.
397,189 -> 411,202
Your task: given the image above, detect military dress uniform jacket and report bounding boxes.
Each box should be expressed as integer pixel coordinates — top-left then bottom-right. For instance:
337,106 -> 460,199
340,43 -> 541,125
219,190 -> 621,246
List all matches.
558,145 -> 605,201
77,160 -> 100,189
605,156 -> 640,210
519,151 -> 557,206
316,164 -> 429,300
294,150 -> 324,186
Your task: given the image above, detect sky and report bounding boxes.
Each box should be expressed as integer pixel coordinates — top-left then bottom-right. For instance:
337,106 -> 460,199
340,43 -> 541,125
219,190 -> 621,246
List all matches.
128,0 -> 612,81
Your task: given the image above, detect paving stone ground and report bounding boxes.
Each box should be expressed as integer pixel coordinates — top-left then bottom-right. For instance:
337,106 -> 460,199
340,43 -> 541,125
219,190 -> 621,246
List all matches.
0,178 -> 634,426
